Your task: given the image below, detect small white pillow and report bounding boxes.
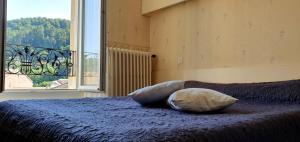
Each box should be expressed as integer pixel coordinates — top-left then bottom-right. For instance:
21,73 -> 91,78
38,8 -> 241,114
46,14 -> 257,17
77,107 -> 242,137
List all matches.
129,80 -> 185,106
168,88 -> 238,112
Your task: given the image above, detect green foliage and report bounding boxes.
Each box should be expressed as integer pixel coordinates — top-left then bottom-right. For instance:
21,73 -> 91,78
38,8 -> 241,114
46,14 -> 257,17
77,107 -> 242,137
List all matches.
29,75 -> 67,87
7,17 -> 71,86
7,17 -> 70,49
32,81 -> 52,87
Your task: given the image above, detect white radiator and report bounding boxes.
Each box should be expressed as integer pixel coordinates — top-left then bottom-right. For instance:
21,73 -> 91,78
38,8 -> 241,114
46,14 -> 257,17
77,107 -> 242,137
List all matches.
106,47 -> 152,96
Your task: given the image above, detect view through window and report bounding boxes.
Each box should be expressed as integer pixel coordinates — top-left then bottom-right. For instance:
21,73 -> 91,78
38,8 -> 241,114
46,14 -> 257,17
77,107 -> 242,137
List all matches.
5,0 -> 73,90
4,0 -> 102,91
81,0 -> 101,86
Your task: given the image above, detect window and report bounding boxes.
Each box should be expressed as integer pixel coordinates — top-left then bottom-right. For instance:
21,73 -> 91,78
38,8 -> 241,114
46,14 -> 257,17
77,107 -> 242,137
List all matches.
0,0 -> 6,92
5,0 -> 73,90
78,0 -> 102,90
0,0 -> 106,92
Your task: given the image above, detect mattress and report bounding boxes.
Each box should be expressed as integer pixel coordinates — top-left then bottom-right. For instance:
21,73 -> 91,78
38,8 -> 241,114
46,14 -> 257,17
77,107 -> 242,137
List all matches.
0,80 -> 300,142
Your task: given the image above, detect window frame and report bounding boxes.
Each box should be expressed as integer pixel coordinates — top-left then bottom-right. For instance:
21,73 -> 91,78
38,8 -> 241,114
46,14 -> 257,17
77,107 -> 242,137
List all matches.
0,0 -> 106,93
77,0 -> 106,91
100,0 -> 107,92
0,0 -> 6,93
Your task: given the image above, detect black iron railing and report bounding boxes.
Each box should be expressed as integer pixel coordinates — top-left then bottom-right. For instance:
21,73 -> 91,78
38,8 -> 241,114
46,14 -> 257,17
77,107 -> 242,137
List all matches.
5,44 -> 75,77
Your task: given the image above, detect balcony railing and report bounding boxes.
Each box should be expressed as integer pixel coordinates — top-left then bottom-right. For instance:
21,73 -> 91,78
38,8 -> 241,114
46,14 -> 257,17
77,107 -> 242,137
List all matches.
5,44 -> 75,77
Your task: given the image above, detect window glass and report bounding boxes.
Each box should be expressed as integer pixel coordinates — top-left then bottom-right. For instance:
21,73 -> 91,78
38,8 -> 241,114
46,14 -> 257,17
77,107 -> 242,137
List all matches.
81,0 -> 101,86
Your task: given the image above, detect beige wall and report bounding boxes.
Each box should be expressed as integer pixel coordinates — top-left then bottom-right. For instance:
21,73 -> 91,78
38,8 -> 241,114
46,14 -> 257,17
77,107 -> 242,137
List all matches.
107,0 -> 150,51
149,0 -> 300,83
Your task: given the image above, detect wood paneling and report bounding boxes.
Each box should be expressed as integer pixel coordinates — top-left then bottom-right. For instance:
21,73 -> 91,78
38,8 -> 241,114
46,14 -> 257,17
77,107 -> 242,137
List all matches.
142,0 -> 188,15
107,0 -> 150,51
149,0 -> 300,83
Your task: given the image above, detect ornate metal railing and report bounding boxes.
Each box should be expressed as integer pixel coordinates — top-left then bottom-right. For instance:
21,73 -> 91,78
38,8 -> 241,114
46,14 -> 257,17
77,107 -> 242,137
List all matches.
5,44 -> 75,77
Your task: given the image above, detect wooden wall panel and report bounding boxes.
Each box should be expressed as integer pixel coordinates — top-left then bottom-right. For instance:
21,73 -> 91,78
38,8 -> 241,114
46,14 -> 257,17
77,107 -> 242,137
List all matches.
142,0 -> 188,15
149,0 -> 300,83
107,0 -> 150,51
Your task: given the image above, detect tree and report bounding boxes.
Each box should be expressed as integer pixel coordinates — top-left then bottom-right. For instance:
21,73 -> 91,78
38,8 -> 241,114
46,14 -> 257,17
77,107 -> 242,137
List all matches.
7,17 -> 70,49
6,17 -> 71,86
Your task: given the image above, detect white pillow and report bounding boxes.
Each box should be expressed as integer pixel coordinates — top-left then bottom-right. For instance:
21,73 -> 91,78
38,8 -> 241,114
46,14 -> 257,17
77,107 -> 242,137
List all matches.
168,88 -> 238,112
129,80 -> 185,106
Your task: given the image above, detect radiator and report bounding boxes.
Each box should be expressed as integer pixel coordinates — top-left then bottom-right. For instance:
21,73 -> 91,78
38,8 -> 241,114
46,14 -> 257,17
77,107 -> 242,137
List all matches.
106,47 -> 152,97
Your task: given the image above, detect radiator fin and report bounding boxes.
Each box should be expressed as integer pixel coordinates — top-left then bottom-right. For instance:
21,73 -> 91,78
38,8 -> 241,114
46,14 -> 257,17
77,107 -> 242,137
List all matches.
106,47 -> 152,96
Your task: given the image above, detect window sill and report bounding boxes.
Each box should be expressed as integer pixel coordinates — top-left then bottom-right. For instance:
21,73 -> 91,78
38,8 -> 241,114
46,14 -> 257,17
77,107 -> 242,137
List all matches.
0,90 -> 107,101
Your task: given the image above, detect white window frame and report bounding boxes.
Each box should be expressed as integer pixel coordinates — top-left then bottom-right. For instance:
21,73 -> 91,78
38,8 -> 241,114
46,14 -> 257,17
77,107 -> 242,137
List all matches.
76,0 -> 105,91
0,0 -> 106,94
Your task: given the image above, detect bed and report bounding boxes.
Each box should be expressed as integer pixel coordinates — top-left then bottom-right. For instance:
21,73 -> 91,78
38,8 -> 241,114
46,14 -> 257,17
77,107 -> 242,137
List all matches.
0,80 -> 300,142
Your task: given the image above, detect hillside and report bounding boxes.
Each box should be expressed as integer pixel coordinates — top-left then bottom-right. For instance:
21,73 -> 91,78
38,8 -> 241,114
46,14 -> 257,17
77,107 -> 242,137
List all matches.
7,17 -> 70,49
6,17 -> 71,87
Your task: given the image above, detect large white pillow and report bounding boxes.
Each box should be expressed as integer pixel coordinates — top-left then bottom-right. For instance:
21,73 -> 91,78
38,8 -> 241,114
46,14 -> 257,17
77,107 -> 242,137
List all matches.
168,88 -> 238,112
129,80 -> 185,106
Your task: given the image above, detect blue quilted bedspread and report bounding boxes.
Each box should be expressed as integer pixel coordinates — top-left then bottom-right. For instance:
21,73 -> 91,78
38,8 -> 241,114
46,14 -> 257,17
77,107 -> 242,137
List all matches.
0,80 -> 300,142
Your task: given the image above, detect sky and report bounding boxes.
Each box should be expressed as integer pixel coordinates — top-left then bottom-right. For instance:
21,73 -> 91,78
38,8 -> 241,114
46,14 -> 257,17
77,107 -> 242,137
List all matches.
7,0 -> 71,20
